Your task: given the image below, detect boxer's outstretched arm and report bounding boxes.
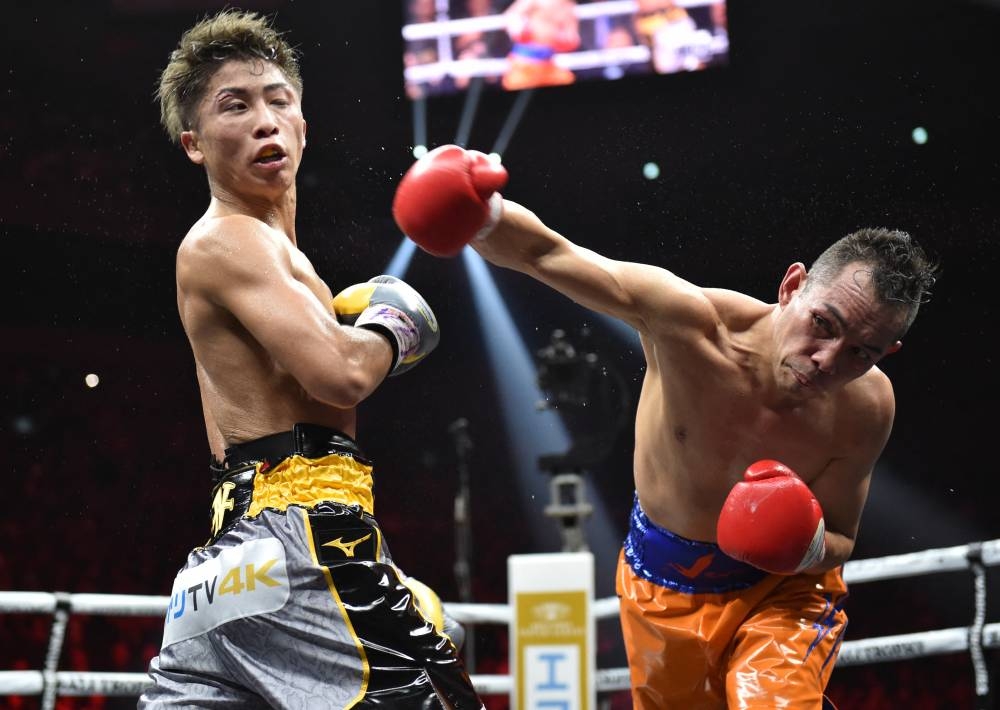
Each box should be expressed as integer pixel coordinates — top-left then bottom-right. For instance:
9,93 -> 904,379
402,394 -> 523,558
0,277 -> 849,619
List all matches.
391,143 -> 717,334
177,214 -> 392,408
473,199 -> 718,337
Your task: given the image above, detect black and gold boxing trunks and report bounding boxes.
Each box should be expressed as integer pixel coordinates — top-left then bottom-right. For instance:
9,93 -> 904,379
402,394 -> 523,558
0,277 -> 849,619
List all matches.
140,423 -> 484,709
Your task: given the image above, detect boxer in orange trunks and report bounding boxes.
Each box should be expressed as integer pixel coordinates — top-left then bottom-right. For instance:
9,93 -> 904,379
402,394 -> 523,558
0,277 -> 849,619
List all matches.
501,0 -> 580,90
618,495 -> 847,707
388,144 -> 938,708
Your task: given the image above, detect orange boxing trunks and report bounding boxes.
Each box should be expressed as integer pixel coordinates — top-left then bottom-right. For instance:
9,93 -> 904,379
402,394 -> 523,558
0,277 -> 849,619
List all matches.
617,494 -> 848,709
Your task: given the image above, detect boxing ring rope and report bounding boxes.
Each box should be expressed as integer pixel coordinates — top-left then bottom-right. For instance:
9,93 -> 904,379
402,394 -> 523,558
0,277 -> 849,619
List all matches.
1,539 -> 998,703
402,0 -> 717,41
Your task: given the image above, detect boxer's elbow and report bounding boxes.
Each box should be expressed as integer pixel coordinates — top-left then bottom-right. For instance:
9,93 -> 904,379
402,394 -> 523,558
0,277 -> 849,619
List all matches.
822,530 -> 856,568
298,355 -> 384,409
804,529 -> 855,574
301,371 -> 372,408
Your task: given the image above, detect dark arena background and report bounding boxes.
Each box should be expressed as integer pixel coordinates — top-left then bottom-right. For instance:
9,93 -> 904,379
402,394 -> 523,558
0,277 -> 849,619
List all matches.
3,0 -> 1000,708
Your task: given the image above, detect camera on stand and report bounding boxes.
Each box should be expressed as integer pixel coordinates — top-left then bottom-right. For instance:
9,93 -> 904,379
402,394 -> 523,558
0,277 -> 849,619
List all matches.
534,328 -> 630,553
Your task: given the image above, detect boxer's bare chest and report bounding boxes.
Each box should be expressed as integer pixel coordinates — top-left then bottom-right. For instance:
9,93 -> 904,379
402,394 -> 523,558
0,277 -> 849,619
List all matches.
633,343 -> 838,538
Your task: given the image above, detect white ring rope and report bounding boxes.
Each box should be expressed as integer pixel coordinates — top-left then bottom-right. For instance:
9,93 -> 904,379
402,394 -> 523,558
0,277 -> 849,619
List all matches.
402,0 -> 719,41
2,538 -> 997,698
841,538 -> 1000,584
404,47 -> 660,83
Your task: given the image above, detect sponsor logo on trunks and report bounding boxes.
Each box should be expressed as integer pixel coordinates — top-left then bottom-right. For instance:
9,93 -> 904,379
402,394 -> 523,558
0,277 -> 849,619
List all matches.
323,533 -> 372,558
210,481 -> 236,536
669,551 -> 715,579
161,537 -> 289,648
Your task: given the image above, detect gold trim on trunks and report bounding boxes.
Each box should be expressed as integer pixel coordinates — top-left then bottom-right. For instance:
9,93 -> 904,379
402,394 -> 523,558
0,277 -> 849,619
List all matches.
248,453 -> 374,516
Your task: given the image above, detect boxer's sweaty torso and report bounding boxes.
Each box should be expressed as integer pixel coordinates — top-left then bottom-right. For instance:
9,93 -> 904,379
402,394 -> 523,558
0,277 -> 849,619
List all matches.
629,293 -> 879,542
177,213 -> 357,455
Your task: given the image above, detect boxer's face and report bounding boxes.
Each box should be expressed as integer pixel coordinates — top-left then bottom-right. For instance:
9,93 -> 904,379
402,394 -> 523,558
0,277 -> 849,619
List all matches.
774,262 -> 903,396
181,59 -> 307,201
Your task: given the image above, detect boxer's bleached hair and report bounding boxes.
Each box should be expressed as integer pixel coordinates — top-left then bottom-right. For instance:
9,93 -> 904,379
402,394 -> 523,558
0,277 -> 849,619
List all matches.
807,227 -> 939,336
156,9 -> 302,144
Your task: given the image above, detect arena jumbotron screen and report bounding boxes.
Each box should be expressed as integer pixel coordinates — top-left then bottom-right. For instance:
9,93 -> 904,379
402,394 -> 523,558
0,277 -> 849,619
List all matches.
402,0 -> 729,99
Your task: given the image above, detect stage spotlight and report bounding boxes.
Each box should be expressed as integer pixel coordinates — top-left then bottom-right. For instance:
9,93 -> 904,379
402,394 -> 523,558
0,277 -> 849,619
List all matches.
462,249 -> 568,532
412,95 -> 427,155
455,76 -> 485,148
594,312 -> 642,350
384,238 -> 418,279
642,162 -> 660,180
911,127 -> 928,145
13,415 -> 34,435
491,89 -> 534,157
462,250 -> 627,590
865,461 -> 974,545
413,145 -> 428,159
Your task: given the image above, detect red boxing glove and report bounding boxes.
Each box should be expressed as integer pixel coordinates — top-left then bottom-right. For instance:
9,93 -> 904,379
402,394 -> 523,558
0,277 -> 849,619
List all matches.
392,144 -> 509,257
716,460 -> 826,575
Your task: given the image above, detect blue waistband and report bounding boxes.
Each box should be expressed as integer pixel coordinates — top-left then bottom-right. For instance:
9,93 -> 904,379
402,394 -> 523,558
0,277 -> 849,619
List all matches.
511,43 -> 556,60
624,495 -> 768,594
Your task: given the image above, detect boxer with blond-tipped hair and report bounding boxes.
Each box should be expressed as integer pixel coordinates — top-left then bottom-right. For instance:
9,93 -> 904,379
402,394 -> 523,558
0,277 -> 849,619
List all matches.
142,11 -> 483,709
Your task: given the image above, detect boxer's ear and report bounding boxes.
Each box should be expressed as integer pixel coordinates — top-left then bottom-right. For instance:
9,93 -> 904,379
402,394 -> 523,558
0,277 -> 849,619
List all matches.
181,130 -> 204,165
778,263 -> 807,306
